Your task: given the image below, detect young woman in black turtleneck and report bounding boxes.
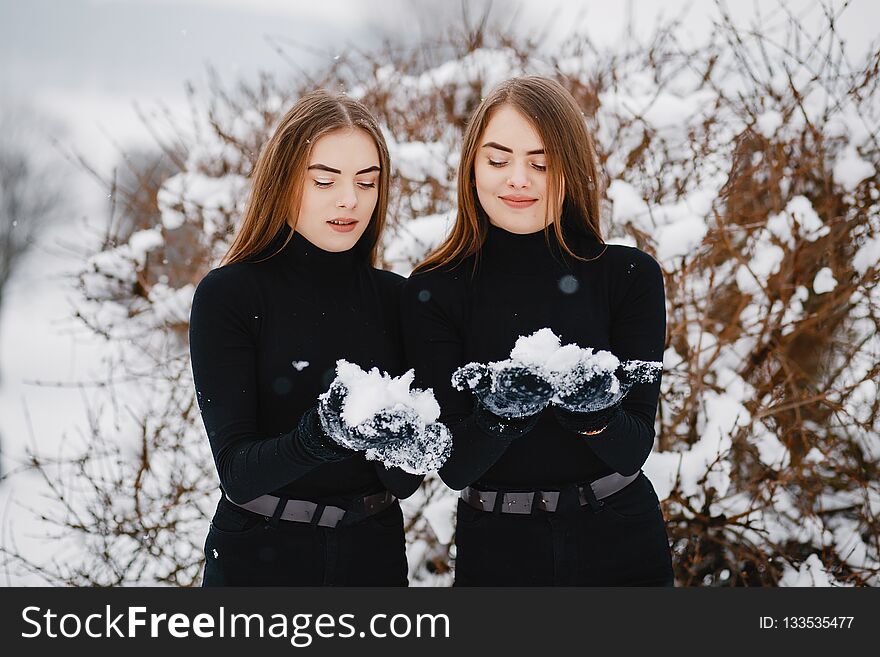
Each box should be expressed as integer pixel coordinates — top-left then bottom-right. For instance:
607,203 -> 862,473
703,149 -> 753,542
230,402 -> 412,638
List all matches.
402,77 -> 675,586
189,90 -> 422,586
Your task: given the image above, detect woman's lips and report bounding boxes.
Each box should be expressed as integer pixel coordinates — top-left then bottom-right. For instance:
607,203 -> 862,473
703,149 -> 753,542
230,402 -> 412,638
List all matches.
499,196 -> 538,209
327,219 -> 358,233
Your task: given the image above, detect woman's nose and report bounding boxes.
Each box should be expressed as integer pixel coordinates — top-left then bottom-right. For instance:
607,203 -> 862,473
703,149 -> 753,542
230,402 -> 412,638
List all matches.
506,161 -> 530,189
336,183 -> 358,209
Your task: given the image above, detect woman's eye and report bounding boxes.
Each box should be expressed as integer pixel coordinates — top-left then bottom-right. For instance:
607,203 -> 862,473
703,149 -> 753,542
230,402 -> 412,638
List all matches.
488,159 -> 508,168
531,162 -> 547,172
313,179 -> 334,188
357,181 -> 376,189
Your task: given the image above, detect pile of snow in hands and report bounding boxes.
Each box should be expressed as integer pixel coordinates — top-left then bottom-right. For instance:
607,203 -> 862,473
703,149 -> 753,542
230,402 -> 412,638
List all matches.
454,328 -> 662,403
322,360 -> 451,474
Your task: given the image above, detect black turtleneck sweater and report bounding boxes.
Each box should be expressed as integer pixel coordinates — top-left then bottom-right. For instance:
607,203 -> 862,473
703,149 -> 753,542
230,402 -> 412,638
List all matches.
401,223 -> 666,490
189,228 -> 423,505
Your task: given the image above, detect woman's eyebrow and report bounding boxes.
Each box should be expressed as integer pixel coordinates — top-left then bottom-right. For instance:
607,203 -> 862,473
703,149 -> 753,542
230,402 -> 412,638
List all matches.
307,163 -> 341,174
307,164 -> 381,175
482,141 -> 544,155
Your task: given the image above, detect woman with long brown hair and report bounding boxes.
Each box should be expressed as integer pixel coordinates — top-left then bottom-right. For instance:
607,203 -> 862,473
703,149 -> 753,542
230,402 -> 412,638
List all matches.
402,76 -> 675,586
189,90 -> 424,586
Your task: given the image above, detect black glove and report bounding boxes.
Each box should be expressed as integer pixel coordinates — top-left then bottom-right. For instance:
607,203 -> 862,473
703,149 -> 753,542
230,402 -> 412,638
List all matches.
318,379 -> 422,451
551,362 -> 628,435
298,405 -> 356,462
350,406 -> 422,449
453,361 -> 553,419
369,420 -> 453,473
553,357 -> 663,414
551,359 -> 662,435
317,380 -> 355,445
552,362 -> 634,413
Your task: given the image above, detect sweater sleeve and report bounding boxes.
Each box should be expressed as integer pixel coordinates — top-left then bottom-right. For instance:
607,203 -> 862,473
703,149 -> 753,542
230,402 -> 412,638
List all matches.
401,270 -> 520,491
189,266 -> 328,504
372,464 -> 424,499
577,249 -> 667,476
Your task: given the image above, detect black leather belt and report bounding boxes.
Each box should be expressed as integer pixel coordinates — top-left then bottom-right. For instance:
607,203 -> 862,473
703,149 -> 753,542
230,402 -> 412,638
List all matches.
460,471 -> 640,514
225,490 -> 396,528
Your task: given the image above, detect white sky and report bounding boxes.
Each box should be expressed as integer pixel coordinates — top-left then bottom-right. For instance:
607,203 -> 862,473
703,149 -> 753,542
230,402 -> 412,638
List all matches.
2,0 -> 877,171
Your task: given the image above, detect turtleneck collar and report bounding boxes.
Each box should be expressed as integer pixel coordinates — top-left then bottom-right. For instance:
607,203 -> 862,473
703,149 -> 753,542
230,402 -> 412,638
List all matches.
481,221 -> 605,275
272,225 -> 363,283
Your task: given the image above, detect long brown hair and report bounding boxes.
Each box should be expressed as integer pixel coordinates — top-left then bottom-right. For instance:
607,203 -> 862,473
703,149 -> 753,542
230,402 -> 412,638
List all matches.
416,76 -> 605,272
222,90 -> 391,266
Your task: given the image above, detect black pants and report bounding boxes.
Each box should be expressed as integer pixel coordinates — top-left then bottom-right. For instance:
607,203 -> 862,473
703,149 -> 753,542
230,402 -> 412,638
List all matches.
202,495 -> 409,586
453,472 -> 675,586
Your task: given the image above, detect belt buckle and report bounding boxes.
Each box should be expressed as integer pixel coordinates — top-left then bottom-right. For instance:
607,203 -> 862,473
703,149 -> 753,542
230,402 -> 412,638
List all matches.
577,482 -> 605,511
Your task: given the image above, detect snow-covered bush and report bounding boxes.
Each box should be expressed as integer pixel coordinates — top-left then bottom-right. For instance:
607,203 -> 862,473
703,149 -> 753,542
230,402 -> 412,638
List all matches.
6,2 -> 878,586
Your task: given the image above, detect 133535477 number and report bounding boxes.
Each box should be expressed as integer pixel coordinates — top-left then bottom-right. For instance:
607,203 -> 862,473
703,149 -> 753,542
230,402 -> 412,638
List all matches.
782,616 -> 854,629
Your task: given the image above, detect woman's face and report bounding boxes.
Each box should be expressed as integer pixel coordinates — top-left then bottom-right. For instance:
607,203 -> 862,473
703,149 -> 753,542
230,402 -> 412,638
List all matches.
474,104 -> 550,234
292,128 -> 380,252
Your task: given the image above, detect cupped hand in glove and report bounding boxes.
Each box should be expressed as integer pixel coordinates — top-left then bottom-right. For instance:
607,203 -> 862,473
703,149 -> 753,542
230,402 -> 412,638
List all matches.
551,361 -> 632,413
350,405 -> 422,449
318,379 -> 422,451
366,420 -> 452,474
452,360 -> 554,419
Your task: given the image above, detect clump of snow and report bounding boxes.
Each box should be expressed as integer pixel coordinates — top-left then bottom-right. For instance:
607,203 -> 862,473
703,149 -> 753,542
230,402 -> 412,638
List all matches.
852,235 -> 880,275
803,447 -> 825,464
157,171 -> 249,234
129,228 -> 165,262
387,136 -> 450,183
654,215 -> 709,261
754,110 -> 784,138
506,328 -> 623,380
544,343 -> 588,373
778,554 -> 839,587
736,243 -> 785,296
622,359 -> 666,383
606,178 -> 714,260
148,283 -> 195,325
509,328 -> 561,367
607,180 -> 650,228
334,360 -> 439,427
832,145 -> 874,191
420,491 -> 458,545
812,267 -> 837,294
81,227 -> 166,302
291,361 -> 309,371
765,196 -> 829,247
383,212 -> 454,275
